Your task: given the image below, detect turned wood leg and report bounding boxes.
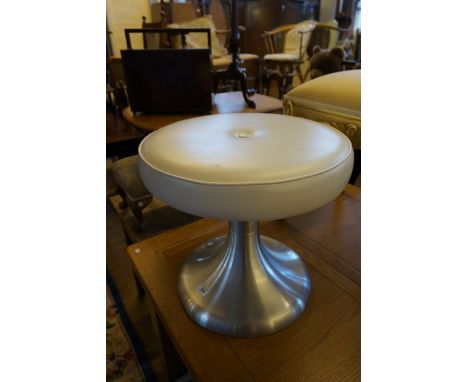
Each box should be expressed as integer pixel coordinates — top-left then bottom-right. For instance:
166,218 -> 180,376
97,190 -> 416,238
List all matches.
127,196 -> 152,232
255,59 -> 260,93
239,74 -> 256,108
122,226 -> 133,246
350,149 -> 361,184
280,64 -> 296,97
117,188 -> 128,209
214,62 -> 256,108
134,272 -> 145,297
295,62 -> 305,83
262,70 -> 271,95
213,73 -> 220,94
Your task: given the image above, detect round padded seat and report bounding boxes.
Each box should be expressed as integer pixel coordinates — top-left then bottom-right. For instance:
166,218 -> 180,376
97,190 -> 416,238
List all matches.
139,113 -> 353,222
138,113 -> 353,338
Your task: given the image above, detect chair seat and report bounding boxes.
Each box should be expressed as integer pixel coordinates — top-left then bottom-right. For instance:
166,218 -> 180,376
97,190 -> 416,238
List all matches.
263,53 -> 300,62
213,53 -> 259,69
239,53 -> 259,61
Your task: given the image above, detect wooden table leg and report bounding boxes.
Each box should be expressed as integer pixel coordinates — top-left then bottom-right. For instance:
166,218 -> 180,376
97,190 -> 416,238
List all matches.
144,295 -> 187,381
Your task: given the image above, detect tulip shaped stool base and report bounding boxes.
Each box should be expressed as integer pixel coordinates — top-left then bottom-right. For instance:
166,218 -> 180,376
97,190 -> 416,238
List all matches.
178,221 -> 311,337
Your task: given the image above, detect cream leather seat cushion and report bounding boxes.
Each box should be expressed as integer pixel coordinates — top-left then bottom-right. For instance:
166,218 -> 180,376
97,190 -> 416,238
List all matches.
139,113 -> 353,221
284,70 -> 361,148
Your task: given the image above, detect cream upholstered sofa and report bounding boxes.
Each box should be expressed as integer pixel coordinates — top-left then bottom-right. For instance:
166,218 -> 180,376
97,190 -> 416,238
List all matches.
283,69 -> 361,182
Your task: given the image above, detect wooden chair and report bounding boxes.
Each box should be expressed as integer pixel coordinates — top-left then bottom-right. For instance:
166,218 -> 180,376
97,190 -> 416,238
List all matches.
261,20 -> 315,97
141,16 -> 164,49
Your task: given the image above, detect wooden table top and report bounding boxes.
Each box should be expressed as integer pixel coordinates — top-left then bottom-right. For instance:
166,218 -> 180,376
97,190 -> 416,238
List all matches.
127,185 -> 361,382
122,91 -> 283,132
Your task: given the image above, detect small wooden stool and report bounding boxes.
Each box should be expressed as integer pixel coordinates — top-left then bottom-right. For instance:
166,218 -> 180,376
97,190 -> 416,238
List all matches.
111,155 -> 153,231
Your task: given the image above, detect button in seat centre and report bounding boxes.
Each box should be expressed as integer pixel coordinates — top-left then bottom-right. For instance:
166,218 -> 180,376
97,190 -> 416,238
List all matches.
232,129 -> 254,139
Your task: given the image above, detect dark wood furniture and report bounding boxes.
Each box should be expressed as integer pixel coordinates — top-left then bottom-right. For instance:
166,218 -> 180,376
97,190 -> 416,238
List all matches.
106,112 -> 145,159
110,194 -> 199,246
212,0 -> 256,108
107,56 -> 128,115
111,156 -> 154,231
335,0 -> 358,30
127,184 -> 361,381
122,28 -> 213,114
122,91 -> 282,132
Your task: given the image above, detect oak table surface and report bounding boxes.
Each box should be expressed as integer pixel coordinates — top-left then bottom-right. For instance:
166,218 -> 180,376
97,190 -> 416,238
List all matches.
127,185 -> 361,382
122,91 -> 283,132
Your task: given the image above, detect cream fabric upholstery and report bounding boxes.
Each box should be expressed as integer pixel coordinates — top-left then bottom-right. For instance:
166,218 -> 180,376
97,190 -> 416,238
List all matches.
284,21 -> 315,55
212,55 -> 232,67
139,113 -> 353,221
237,53 -> 259,61
167,15 -> 227,58
264,21 -> 314,63
212,53 -> 259,69
264,53 -> 300,62
284,70 -> 361,148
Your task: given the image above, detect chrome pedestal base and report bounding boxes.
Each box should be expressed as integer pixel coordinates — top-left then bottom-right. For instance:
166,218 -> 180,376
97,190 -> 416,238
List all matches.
178,221 -> 311,337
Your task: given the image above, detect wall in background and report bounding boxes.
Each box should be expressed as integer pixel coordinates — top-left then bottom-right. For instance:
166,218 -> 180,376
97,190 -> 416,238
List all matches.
107,0 -> 152,57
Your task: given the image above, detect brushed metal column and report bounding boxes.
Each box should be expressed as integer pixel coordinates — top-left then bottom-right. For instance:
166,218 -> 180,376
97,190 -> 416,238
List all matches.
178,221 -> 311,337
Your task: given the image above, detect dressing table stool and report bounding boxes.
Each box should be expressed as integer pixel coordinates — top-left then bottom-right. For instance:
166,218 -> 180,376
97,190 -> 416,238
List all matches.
139,113 -> 353,337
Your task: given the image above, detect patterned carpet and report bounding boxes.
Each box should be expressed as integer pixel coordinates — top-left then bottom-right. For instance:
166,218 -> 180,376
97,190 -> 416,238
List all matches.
106,274 -> 156,381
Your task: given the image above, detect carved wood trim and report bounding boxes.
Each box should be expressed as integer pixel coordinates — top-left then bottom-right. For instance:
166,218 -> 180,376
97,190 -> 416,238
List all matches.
283,103 -> 361,148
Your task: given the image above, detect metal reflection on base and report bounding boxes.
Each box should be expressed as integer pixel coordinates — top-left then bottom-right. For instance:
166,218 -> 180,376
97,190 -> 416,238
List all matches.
178,221 -> 311,337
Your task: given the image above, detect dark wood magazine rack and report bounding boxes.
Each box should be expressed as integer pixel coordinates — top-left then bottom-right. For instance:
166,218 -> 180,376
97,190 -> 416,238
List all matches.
121,28 -> 213,114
